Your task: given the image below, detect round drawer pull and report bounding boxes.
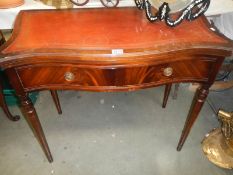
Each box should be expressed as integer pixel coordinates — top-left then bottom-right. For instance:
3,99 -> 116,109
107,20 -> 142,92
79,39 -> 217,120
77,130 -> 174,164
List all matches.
163,67 -> 173,77
64,72 -> 75,81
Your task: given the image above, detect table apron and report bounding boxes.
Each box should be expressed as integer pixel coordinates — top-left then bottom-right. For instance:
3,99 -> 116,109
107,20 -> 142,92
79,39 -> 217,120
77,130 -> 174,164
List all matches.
15,58 -> 215,92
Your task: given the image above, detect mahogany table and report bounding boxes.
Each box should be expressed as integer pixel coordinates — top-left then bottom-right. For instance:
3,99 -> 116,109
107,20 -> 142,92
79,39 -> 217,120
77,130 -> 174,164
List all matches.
0,7 -> 232,162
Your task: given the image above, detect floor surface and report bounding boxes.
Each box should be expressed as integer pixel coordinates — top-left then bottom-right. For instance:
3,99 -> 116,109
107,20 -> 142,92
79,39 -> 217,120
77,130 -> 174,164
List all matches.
0,85 -> 233,175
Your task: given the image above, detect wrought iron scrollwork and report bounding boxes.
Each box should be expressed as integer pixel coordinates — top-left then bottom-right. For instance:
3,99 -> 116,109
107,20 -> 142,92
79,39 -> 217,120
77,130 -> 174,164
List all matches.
135,0 -> 210,27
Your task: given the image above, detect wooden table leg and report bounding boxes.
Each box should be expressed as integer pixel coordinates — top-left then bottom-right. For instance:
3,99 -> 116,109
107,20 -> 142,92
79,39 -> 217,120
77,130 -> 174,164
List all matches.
6,69 -> 53,162
177,85 -> 209,151
162,83 -> 172,108
0,77 -> 20,121
172,83 -> 180,100
50,90 -> 62,115
0,31 -> 20,121
0,30 -> 6,46
18,93 -> 53,162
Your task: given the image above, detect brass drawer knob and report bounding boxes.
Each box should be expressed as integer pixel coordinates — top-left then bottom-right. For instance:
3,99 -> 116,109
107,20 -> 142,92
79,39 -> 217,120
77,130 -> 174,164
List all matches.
163,67 -> 173,77
64,72 -> 75,81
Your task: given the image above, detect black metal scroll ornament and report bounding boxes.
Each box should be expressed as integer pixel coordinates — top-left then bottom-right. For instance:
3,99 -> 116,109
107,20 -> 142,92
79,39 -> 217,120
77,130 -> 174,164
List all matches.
135,0 -> 210,27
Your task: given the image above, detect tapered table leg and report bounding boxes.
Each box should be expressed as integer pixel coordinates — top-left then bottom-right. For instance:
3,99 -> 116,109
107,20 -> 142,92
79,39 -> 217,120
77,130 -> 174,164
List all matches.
177,85 -> 209,151
0,78 -> 20,121
50,90 -> 62,114
0,30 -> 6,46
0,32 -> 19,121
172,83 -> 180,100
18,94 -> 53,162
162,83 -> 172,108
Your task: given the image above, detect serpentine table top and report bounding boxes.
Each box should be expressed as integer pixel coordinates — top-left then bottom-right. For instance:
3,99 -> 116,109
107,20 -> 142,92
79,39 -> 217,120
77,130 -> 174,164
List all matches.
0,0 -> 233,29
0,7 -> 232,162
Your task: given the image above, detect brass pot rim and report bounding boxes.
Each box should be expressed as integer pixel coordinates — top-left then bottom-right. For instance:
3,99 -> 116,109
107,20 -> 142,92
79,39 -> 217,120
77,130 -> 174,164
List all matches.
0,0 -> 24,9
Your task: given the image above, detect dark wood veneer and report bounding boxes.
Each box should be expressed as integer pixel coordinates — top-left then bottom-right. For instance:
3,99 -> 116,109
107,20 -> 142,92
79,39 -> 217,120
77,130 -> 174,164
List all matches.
16,58 -> 214,91
0,7 -> 232,162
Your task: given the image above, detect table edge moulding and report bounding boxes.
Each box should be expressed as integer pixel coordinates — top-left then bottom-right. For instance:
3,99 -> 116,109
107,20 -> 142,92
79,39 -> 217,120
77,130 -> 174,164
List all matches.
0,7 -> 232,163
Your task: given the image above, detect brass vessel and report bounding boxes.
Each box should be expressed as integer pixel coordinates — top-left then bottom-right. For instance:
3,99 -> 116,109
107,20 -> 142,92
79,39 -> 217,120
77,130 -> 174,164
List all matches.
0,0 -> 24,9
202,110 -> 233,169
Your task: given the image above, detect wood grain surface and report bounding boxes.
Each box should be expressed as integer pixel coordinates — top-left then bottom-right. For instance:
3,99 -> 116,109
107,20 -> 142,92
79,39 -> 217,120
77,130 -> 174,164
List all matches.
0,7 -> 232,162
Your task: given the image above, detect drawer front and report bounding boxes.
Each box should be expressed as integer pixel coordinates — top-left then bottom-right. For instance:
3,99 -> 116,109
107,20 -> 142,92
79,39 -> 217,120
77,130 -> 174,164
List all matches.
16,59 -> 214,90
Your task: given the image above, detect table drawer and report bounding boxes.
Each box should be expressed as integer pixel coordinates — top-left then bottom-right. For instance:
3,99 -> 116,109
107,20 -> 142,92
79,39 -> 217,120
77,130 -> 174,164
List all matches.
16,59 -> 214,90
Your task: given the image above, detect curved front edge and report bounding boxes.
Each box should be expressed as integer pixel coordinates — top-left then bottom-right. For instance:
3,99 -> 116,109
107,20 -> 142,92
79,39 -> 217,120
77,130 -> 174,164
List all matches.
15,58 -> 215,92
